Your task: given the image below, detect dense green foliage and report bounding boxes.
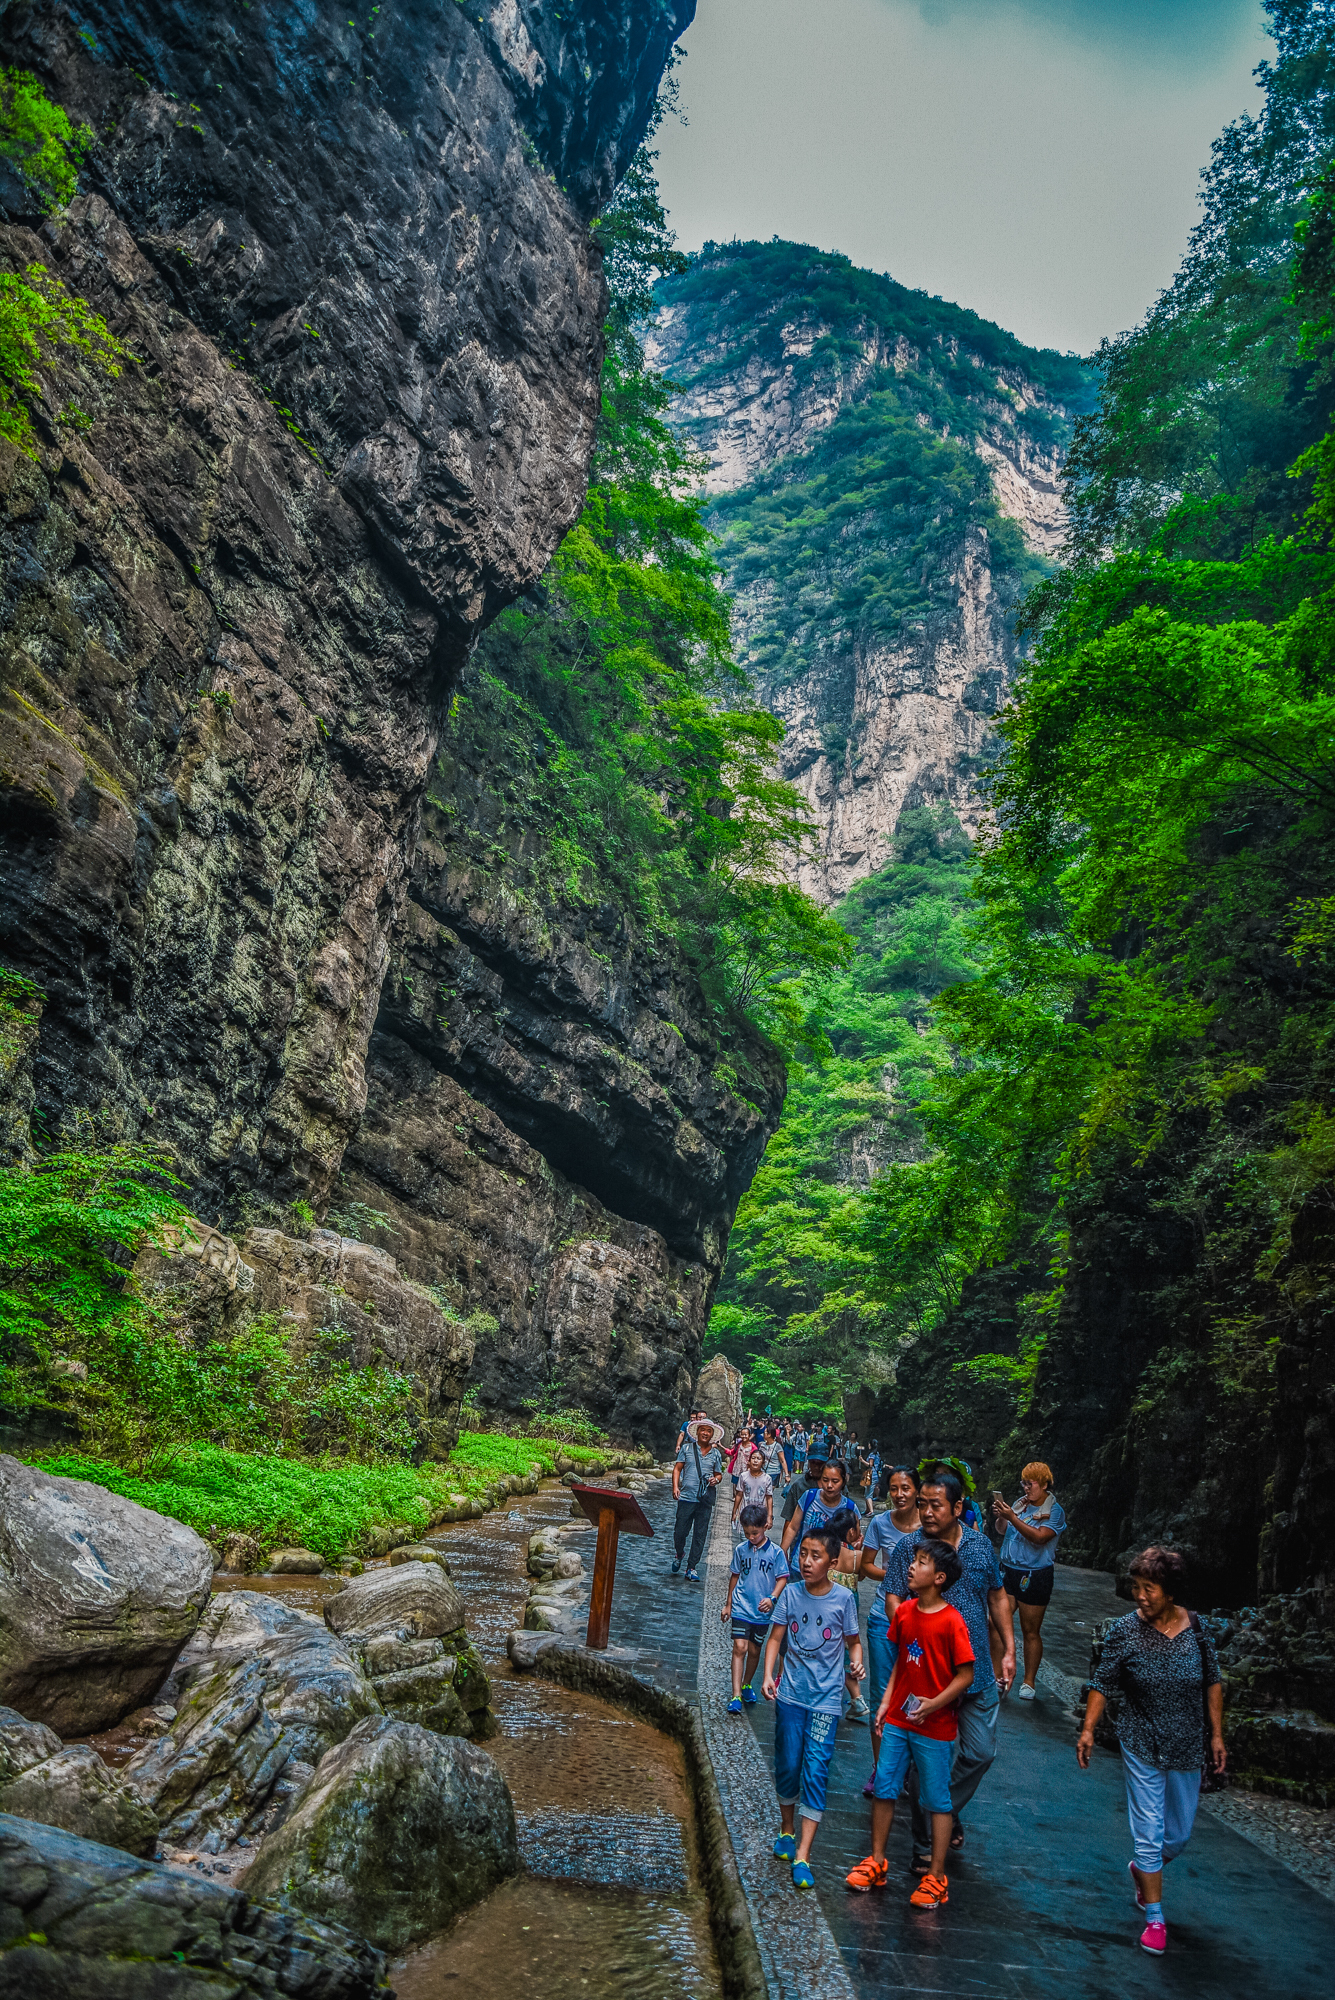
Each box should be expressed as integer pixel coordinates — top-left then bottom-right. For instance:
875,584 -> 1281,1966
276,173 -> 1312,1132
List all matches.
28,1431 -> 620,1562
706,5 -> 1335,1596
657,238 -> 1095,713
708,809 -> 981,1410
0,73 -> 126,453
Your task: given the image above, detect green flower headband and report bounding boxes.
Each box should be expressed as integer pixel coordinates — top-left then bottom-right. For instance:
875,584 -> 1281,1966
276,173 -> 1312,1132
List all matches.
917,1455 -> 977,1498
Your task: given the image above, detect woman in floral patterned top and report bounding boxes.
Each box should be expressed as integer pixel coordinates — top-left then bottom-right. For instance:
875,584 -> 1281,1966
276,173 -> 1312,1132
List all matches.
1076,1545 -> 1225,1959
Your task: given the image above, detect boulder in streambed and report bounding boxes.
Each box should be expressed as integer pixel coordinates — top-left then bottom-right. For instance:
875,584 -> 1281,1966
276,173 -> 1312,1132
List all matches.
324,1556 -> 466,1641
325,1564 -> 491,1734
0,1811 -> 386,1997
0,1455 -> 214,1735
389,1541 -> 451,1572
123,1590 -> 381,1851
269,1546 -> 326,1574
244,1715 -> 518,1951
0,1706 -> 158,1855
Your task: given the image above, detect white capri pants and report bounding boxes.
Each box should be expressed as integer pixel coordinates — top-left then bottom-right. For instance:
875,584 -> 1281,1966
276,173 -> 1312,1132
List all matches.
1121,1747 -> 1202,1872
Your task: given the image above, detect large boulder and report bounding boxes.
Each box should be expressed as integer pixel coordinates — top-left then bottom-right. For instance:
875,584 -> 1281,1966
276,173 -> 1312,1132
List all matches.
123,1591 -> 381,1851
0,1745 -> 158,1859
0,1812 -> 385,1997
693,1354 -> 744,1442
323,1563 -> 491,1734
323,1558 -> 467,1642
0,1457 -> 214,1735
244,1716 -> 518,1951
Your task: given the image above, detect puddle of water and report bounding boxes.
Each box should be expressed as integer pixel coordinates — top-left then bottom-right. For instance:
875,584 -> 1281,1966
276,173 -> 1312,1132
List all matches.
391,1875 -> 719,2000
210,1571 -> 346,1614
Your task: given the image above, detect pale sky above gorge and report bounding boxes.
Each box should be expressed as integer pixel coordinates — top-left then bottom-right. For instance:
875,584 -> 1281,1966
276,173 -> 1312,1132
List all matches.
654,0 -> 1270,356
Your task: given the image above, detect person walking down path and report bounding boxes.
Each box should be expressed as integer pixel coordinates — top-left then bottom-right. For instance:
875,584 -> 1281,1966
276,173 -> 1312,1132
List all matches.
991,1461 -> 1067,1699
762,1513 -> 865,1891
672,1418 -> 723,1581
1077,1544 -> 1226,1959
781,1457 -> 852,1554
883,1469 -> 1015,1868
858,1465 -> 923,1792
846,1537 -> 976,1909
722,1502 -> 790,1713
761,1423 -> 789,1487
733,1447 -> 774,1529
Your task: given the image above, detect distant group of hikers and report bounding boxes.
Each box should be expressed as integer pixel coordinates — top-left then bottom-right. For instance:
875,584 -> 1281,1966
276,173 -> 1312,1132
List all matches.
672,1407 -> 1224,1956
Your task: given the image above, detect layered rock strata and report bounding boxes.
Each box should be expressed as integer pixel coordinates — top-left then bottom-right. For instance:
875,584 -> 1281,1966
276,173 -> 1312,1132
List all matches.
0,0 -> 690,1208
649,245 -> 1088,902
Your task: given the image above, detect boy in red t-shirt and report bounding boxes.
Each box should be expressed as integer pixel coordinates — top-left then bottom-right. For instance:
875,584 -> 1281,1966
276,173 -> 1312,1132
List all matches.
845,1537 -> 974,1907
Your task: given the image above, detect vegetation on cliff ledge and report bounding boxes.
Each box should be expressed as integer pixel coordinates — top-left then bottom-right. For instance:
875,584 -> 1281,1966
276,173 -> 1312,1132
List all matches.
710,2 -> 1335,1599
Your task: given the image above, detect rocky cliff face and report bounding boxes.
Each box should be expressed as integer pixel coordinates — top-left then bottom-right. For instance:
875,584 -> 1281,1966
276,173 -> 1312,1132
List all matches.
0,2 -> 770,1454
650,243 -> 1092,902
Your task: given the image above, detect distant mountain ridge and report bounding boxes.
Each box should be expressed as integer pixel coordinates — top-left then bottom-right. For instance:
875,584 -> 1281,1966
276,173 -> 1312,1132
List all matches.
649,241 -> 1097,901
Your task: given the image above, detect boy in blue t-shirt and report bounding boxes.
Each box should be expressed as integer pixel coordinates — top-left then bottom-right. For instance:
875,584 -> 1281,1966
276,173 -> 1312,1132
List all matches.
722,1503 -> 790,1713
761,1508 -> 864,1890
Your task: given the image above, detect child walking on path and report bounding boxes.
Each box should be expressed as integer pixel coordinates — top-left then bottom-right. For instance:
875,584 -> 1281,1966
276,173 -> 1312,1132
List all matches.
722,1503 -> 789,1712
762,1511 -> 865,1890
846,1538 -> 975,1909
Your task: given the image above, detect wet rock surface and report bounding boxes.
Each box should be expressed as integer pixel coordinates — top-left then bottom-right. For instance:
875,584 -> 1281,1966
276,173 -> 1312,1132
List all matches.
243,1713 -> 519,1953
0,1456 -> 214,1736
0,1811 -> 387,1998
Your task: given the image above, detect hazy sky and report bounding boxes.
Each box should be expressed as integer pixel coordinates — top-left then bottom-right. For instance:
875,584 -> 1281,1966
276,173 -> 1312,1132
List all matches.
655,0 -> 1271,356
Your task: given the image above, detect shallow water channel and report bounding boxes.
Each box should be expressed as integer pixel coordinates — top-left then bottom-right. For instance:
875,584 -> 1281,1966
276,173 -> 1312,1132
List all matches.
393,1482 -> 721,2000
216,1482 -> 721,1998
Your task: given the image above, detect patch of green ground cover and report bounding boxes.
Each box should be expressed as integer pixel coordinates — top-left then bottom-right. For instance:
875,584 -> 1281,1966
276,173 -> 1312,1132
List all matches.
26,1430 -> 644,1560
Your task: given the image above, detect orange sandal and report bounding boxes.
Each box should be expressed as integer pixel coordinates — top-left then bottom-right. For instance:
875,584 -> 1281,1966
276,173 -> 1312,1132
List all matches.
909,1872 -> 949,1907
845,1854 -> 889,1892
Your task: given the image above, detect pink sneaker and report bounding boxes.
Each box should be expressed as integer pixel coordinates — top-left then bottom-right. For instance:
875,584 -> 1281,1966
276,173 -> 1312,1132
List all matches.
1128,1862 -> 1145,1910
1140,1920 -> 1167,1955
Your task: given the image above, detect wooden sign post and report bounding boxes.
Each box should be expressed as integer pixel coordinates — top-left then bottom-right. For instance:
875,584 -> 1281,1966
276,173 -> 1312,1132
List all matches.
568,1483 -> 654,1651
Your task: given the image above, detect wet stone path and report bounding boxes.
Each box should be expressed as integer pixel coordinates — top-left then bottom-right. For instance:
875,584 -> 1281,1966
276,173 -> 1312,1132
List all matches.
729,1525 -> 1335,1999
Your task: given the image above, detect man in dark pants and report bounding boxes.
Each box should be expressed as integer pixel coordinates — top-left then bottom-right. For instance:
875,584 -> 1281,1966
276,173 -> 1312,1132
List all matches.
672,1418 -> 723,1580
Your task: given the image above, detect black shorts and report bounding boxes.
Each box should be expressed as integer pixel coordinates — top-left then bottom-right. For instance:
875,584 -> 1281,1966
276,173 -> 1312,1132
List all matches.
731,1620 -> 769,1646
1002,1563 -> 1055,1606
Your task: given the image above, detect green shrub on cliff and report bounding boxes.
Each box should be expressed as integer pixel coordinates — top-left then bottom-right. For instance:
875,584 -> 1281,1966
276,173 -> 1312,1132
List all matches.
0,73 -> 128,454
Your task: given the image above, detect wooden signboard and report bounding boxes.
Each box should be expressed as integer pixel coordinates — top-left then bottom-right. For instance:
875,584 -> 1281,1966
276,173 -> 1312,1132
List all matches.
568,1483 -> 655,1651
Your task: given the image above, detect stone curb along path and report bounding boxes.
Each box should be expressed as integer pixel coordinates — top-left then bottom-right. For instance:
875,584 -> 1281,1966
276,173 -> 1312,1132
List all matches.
696,1495 -> 857,2000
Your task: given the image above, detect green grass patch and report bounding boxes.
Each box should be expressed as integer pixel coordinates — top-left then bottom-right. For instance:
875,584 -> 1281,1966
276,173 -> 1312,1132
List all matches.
25,1431 -> 646,1560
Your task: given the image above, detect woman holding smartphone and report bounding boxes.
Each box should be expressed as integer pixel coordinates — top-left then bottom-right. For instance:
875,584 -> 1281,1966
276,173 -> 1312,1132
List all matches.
990,1461 -> 1066,1699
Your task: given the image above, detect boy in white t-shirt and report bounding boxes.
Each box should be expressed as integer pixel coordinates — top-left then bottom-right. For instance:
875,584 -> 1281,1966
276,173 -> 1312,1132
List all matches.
722,1503 -> 789,1712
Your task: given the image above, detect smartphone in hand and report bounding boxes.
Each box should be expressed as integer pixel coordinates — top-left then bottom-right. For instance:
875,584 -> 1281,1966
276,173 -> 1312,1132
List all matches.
901,1694 -> 923,1719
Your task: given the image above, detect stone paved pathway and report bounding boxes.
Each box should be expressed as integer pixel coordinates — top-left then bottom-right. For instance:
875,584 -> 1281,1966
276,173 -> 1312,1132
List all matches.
725,1520 -> 1335,1998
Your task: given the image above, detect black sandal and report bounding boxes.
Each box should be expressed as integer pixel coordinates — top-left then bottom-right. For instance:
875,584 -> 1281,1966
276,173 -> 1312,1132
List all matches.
949,1823 -> 965,1851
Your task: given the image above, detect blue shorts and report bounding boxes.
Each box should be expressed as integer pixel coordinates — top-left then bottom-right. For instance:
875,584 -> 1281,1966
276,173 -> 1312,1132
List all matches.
774,1699 -> 839,1822
872,1725 -> 954,1814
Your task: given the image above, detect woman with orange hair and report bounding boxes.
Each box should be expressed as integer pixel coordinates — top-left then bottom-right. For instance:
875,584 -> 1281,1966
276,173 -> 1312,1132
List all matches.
990,1462 -> 1066,1699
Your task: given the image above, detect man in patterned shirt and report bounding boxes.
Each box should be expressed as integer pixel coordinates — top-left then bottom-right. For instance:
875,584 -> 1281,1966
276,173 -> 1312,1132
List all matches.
883,1468 -> 1015,1867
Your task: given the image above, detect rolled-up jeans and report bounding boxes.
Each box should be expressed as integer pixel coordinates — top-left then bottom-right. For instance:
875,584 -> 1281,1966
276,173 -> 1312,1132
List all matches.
908,1682 -> 1000,1848
1121,1747 -> 1201,1872
866,1610 -> 897,1770
673,1492 -> 715,1569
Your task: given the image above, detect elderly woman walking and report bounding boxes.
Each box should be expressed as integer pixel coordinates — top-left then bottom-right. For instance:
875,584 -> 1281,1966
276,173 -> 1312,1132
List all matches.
1076,1545 -> 1226,1957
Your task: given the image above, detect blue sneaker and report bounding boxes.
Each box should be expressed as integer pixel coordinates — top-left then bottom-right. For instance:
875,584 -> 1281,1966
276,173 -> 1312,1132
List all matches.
670,1559 -> 681,1574
686,1568 -> 699,1582
792,1861 -> 815,1890
741,1682 -> 758,1706
773,1833 -> 797,1862
727,1697 -> 743,1715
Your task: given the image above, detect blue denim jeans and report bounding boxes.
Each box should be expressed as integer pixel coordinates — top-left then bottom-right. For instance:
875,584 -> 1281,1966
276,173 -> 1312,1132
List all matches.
774,1699 -> 839,1822
873,1724 -> 954,1812
908,1683 -> 1000,1848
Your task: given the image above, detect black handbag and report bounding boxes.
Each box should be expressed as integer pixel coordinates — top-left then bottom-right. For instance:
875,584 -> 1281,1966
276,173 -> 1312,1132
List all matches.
1187,1611 -> 1227,1793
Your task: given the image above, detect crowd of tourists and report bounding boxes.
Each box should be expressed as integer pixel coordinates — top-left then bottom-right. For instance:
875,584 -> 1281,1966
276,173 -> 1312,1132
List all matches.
672,1408 -> 1223,1956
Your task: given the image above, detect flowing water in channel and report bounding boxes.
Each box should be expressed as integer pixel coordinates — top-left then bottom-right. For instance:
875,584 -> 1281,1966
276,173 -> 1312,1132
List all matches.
392,1483 -> 721,1999
209,1482 -> 720,1997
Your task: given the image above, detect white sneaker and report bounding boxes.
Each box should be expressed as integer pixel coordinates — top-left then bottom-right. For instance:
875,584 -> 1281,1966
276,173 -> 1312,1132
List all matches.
1018,1682 -> 1036,1700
